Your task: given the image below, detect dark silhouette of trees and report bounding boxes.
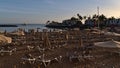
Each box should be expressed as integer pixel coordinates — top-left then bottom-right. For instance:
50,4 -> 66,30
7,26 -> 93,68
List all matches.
46,20 -> 50,24
83,16 -> 87,20
71,17 -> 78,21
46,14 -> 120,29
77,14 -> 83,21
98,14 -> 107,24
98,14 -> 107,29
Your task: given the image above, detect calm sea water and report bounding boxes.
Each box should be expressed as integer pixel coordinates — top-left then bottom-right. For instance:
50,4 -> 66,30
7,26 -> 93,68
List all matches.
0,24 -> 47,32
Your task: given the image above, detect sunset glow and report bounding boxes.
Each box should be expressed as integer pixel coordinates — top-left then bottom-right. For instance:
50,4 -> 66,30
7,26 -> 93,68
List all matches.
0,0 -> 120,24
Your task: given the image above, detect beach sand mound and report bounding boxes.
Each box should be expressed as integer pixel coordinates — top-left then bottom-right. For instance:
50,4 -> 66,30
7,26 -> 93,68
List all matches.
0,35 -> 12,44
94,40 -> 120,48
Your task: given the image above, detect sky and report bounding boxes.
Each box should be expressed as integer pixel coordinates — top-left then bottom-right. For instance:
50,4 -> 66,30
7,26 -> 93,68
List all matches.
0,0 -> 120,24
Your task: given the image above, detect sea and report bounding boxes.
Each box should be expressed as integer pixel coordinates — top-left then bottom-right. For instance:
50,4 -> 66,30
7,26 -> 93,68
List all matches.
0,24 -> 48,32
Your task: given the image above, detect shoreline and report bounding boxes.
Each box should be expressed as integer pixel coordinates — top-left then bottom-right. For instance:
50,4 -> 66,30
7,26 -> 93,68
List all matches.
0,24 -> 18,27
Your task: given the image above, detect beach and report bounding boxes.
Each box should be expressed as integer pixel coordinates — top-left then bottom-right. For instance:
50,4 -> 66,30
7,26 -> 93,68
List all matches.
1,0 -> 120,67
0,28 -> 120,68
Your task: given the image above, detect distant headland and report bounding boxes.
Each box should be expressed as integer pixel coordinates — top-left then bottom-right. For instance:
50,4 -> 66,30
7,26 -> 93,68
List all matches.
0,24 -> 18,27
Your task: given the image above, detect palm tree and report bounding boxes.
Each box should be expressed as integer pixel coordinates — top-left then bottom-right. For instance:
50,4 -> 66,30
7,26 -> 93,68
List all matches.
98,14 -> 107,29
83,16 -> 87,20
91,14 -> 98,27
92,14 -> 98,19
111,16 -> 115,24
71,17 -> 78,21
46,20 -> 50,24
98,14 -> 106,23
77,14 -> 83,21
98,14 -> 107,22
107,16 -> 116,31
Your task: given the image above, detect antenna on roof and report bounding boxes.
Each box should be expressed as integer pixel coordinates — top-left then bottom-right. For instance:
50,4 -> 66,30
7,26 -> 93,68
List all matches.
97,6 -> 100,29
97,6 -> 99,16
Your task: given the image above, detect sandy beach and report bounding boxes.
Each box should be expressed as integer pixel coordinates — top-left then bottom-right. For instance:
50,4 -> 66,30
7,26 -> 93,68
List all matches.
0,29 -> 120,68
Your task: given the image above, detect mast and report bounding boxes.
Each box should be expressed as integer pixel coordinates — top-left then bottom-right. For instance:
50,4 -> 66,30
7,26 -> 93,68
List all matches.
97,6 -> 100,29
97,6 -> 99,16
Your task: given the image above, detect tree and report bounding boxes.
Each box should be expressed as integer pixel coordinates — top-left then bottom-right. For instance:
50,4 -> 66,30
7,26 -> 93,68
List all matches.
98,14 -> 107,23
83,16 -> 87,20
71,17 -> 78,21
92,14 -> 98,19
98,14 -> 107,29
77,14 -> 83,20
46,20 -> 50,24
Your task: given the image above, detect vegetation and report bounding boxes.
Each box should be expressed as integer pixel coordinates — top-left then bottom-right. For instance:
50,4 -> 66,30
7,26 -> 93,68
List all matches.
46,14 -> 120,29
